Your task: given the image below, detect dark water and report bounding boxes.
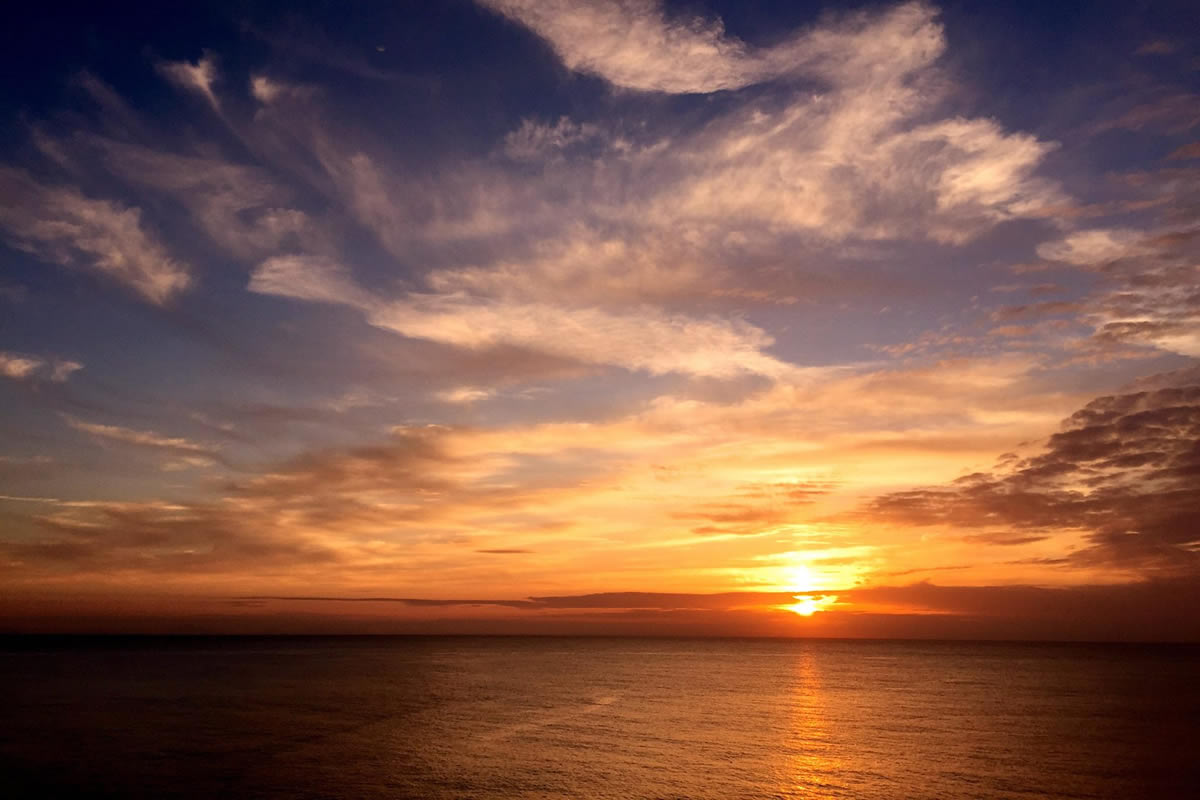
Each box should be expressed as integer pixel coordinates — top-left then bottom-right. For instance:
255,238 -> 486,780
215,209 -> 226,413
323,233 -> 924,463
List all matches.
1,637 -> 1197,799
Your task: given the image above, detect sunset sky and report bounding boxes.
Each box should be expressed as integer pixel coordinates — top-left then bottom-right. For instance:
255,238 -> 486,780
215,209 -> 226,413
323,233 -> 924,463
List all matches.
1,0 -> 1197,639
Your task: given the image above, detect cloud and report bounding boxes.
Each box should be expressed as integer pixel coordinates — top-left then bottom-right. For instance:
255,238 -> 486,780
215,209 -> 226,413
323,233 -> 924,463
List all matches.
236,590 -> 800,610
7,500 -> 340,573
427,226 -> 720,306
0,426 -> 470,575
0,351 -> 1124,593
0,168 -> 192,304
436,386 -> 496,405
503,117 -> 601,161
202,577 -> 1200,640
1036,202 -> 1200,358
49,360 -> 84,382
858,382 -> 1200,576
1096,93 -> 1200,135
673,480 -> 838,535
322,2 -> 1060,271
368,296 -> 789,379
250,255 -> 793,379
478,0 -> 942,94
0,351 -> 83,383
1037,229 -> 1145,266
65,416 -> 221,463
1168,142 -> 1200,161
157,53 -> 220,110
645,102 -> 1060,246
248,255 -> 374,306
0,353 -> 42,381
98,140 -> 324,260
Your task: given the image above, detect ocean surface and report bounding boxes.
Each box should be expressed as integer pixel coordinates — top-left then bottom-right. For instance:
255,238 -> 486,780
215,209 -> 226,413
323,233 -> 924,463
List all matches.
1,636 -> 1197,799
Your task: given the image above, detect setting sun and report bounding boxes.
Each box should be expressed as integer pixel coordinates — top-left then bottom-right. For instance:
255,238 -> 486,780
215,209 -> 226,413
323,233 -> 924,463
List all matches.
784,595 -> 839,616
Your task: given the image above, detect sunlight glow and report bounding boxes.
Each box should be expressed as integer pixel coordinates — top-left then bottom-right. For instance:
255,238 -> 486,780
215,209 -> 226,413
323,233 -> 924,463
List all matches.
784,595 -> 839,616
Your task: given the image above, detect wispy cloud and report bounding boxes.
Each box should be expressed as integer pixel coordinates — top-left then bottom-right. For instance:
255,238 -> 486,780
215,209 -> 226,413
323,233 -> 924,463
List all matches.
250,255 -> 794,379
0,168 -> 192,304
65,416 -> 221,463
0,351 -> 82,382
0,352 -> 42,380
98,140 -> 323,260
478,1 -> 942,94
157,53 -> 221,111
312,3 -> 1062,293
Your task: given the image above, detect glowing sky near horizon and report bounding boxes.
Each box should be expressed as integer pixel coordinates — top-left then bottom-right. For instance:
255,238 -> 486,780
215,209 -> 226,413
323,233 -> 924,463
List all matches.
1,0 -> 1198,638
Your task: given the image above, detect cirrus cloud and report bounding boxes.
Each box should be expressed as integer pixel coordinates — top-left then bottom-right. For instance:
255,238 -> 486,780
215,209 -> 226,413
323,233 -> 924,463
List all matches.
0,167 -> 192,304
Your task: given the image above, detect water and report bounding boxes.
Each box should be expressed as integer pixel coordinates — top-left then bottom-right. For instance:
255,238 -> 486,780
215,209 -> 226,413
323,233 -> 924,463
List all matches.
2,637 -> 1196,798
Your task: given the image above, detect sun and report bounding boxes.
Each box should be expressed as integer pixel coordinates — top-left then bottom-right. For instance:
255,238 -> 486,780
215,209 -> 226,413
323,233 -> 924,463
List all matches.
773,563 -> 839,615
783,564 -> 819,592
784,595 -> 838,616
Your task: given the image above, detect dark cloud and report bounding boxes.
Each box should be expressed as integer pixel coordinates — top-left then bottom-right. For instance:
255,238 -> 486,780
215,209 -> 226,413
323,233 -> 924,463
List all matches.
860,383 -> 1200,575
1168,142 -> 1200,160
17,503 -> 343,572
0,426 -> 457,573
234,590 -> 806,611
1,423 -> 617,575
145,578 -> 1197,640
1095,93 -> 1200,134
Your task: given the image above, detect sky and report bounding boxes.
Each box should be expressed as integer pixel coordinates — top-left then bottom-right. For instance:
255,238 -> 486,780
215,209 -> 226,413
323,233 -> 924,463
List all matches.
1,0 -> 1198,639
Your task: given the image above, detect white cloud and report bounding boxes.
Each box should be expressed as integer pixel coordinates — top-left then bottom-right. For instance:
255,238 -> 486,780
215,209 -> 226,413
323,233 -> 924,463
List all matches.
327,3 -> 1061,266
50,360 -> 84,382
1037,229 -> 1144,266
503,117 -> 601,161
99,140 -> 324,260
478,0 -> 943,94
428,226 -> 716,305
249,255 -> 374,306
0,352 -> 43,380
640,104 -> 1060,245
0,352 -> 83,382
0,168 -> 192,304
249,75 -> 315,105
251,75 -> 283,104
250,256 -> 792,379
158,53 -> 221,110
371,294 -> 790,378
65,416 -> 220,462
436,386 -> 497,405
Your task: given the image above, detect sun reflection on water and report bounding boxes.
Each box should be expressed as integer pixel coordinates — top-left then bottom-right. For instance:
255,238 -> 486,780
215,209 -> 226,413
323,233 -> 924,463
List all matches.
782,647 -> 843,799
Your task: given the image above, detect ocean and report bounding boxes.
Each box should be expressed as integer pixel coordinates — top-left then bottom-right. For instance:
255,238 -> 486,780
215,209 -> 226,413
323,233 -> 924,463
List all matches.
2,636 -> 1196,798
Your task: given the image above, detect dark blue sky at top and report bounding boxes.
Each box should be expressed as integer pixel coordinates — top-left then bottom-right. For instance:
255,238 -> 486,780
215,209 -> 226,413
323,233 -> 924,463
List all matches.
3,0 -> 1194,144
